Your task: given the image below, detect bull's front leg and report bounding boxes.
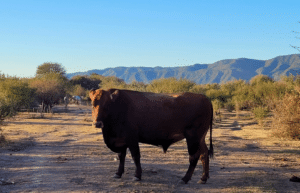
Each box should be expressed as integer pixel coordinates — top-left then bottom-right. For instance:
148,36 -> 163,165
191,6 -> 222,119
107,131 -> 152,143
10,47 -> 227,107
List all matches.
128,144 -> 142,181
113,148 -> 127,178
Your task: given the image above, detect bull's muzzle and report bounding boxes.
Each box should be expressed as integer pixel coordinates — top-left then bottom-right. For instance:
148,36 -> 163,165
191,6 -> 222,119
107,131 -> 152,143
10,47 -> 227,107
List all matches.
93,121 -> 104,129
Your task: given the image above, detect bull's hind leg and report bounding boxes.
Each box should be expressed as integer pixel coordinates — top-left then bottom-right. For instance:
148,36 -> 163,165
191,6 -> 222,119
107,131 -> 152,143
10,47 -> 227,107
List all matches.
181,133 -> 201,184
113,148 -> 127,178
198,140 -> 209,184
128,143 -> 142,181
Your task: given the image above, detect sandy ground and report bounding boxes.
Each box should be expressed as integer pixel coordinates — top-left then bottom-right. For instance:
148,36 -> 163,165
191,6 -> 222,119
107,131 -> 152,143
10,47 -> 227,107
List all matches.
0,104 -> 300,193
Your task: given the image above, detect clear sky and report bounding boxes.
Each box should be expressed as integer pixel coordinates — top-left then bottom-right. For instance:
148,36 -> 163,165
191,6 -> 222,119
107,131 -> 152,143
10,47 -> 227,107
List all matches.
1,0 -> 299,78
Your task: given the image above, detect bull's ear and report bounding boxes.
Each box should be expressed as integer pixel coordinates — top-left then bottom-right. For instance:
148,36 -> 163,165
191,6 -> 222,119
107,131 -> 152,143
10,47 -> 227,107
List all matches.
89,89 -> 96,100
110,90 -> 119,102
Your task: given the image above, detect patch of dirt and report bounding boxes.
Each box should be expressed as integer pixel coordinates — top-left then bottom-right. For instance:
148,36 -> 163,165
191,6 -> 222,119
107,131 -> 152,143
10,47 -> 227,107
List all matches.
0,105 -> 299,192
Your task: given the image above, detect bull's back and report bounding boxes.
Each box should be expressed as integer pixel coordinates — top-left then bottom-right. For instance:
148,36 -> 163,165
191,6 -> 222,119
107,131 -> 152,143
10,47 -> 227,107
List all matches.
123,91 -> 212,138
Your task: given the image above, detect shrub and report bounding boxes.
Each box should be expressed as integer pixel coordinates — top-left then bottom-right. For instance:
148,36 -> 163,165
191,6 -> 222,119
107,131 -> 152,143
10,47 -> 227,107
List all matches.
127,81 -> 147,92
249,74 -> 274,86
252,106 -> 269,125
189,84 -> 206,94
0,133 -> 7,146
146,78 -> 195,93
99,76 -> 127,90
212,99 -> 222,121
225,101 -> 235,112
72,84 -> 87,97
0,100 -> 15,120
232,82 -> 251,110
0,75 -> 36,119
272,87 -> 300,139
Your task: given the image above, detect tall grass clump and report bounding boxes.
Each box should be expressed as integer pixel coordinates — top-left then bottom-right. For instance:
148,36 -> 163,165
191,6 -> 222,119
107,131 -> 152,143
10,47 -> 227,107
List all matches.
272,86 -> 300,139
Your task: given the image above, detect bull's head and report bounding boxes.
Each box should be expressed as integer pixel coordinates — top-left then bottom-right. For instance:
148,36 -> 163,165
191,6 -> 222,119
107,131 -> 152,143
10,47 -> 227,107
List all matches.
89,89 -> 119,128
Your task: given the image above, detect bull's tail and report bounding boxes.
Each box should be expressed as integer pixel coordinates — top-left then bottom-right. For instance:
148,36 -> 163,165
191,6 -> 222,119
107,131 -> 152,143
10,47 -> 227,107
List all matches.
208,106 -> 214,158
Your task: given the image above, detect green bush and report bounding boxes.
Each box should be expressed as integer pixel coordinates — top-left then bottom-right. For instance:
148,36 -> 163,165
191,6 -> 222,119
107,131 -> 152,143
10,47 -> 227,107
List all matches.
71,84 -> 87,97
0,75 -> 36,119
189,84 -> 206,94
232,83 -> 251,110
99,76 -> 127,90
146,78 -> 195,93
211,99 -> 222,112
70,75 -> 101,90
249,74 -> 274,86
0,100 -> 15,120
252,106 -> 269,125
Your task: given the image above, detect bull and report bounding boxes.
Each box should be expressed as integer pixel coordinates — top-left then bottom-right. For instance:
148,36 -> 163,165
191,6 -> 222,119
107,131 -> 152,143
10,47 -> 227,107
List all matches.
89,88 -> 213,184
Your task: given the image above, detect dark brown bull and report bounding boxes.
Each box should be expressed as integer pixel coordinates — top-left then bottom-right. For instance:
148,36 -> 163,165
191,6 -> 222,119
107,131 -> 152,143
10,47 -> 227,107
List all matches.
89,88 -> 213,184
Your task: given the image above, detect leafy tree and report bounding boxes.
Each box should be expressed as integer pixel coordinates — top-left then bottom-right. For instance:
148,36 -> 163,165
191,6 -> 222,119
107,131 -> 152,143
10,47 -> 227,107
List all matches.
70,75 -> 101,90
71,84 -> 87,97
36,62 -> 66,76
249,74 -> 274,86
29,73 -> 68,112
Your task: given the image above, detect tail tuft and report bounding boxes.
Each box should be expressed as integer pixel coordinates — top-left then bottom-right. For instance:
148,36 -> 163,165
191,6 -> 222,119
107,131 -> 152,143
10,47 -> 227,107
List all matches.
208,143 -> 214,158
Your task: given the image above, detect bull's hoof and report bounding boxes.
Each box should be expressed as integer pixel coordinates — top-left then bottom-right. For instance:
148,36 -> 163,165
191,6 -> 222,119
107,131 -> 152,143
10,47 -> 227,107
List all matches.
178,179 -> 187,185
112,174 -> 121,178
133,177 -> 141,181
197,179 -> 207,184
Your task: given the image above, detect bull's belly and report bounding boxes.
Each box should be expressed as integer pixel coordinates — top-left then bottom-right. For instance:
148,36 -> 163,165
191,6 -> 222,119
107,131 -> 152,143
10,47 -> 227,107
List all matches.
139,133 -> 185,151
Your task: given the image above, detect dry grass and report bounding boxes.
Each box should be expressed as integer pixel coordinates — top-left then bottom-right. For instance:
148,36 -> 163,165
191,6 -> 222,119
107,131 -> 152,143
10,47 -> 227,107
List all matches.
272,87 -> 300,140
1,105 -> 300,192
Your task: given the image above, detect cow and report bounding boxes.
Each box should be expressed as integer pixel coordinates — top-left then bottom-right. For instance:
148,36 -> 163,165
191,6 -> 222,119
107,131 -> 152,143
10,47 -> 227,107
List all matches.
89,88 -> 213,184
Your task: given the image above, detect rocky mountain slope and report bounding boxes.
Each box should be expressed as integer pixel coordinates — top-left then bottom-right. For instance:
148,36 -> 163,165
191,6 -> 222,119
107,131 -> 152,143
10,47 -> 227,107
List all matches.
66,54 -> 300,84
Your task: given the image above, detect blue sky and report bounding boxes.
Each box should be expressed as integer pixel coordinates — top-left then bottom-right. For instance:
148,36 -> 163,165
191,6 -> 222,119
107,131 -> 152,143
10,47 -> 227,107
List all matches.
0,0 -> 299,78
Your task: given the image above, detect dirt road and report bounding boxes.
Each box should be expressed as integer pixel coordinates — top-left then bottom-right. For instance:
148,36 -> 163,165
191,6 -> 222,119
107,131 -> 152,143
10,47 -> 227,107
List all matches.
1,105 -> 299,192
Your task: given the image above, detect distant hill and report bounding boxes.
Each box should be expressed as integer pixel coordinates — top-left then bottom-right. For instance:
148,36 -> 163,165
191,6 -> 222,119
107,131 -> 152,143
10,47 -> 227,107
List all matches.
66,54 -> 300,84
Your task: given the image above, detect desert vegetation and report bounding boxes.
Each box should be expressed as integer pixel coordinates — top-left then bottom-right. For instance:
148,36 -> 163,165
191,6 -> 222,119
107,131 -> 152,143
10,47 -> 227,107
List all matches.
1,63 -> 300,192
1,62 -> 300,141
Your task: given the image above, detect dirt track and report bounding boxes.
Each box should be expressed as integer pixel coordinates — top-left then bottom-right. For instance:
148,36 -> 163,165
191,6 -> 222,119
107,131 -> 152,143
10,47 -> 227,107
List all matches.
1,105 -> 300,192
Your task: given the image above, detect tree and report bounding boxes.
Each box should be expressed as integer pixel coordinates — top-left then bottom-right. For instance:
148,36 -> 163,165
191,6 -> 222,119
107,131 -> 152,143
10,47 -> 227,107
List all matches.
72,84 -> 87,97
249,74 -> 274,86
36,62 -> 66,76
29,73 -> 68,112
70,75 -> 101,90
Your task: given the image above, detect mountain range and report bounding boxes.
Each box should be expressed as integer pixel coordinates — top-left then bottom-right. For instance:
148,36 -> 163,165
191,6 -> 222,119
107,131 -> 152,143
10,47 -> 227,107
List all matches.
66,54 -> 300,84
